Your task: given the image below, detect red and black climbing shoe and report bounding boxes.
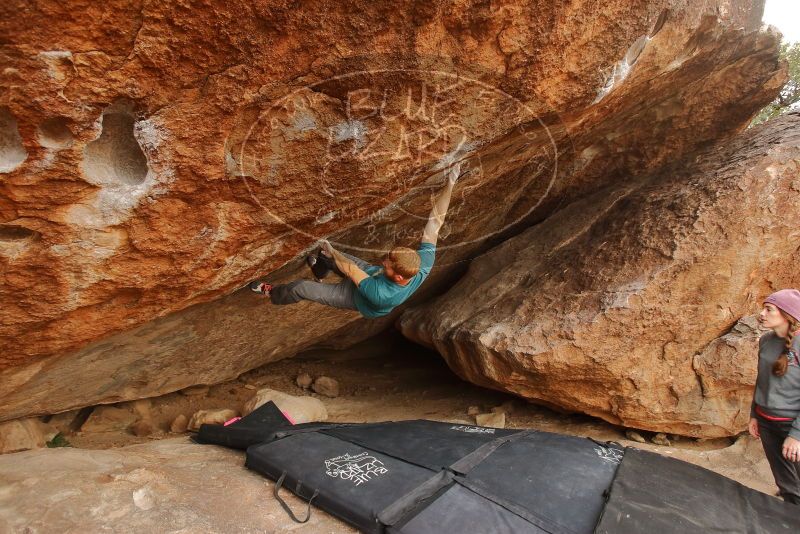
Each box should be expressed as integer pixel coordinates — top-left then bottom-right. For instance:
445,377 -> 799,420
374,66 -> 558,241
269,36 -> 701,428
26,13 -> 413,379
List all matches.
249,281 -> 273,296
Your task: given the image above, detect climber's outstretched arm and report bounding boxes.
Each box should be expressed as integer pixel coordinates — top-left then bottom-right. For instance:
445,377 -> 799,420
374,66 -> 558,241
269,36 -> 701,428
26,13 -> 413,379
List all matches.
421,162 -> 460,246
321,241 -> 369,286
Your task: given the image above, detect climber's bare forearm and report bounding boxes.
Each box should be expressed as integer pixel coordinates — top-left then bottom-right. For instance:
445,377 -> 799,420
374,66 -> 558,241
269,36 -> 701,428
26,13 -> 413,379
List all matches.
330,249 -> 368,285
430,181 -> 455,222
422,181 -> 455,245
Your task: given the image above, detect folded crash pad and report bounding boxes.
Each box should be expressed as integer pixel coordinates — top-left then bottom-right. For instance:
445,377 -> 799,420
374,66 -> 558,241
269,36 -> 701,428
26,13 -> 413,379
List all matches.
193,400 -> 345,450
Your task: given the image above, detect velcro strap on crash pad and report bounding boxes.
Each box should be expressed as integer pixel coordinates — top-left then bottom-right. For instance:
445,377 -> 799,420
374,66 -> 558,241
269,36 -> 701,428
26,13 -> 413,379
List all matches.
377,470 -> 454,526
272,423 -> 357,439
449,430 -> 536,475
378,430 -> 542,529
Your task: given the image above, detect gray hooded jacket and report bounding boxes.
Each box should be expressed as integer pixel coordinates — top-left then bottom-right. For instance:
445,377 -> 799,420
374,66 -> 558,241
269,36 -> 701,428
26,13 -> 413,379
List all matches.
750,332 -> 800,440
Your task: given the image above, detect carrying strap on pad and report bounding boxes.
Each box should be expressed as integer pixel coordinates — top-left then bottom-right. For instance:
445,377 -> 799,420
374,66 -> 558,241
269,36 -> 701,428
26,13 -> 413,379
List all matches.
273,423 -> 355,440
377,430 -> 539,528
449,430 -> 535,475
377,470 -> 454,526
273,471 -> 320,524
447,429 -> 578,534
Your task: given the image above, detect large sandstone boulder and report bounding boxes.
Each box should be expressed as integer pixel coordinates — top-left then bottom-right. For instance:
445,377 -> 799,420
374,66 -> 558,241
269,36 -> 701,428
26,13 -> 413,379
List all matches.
399,112 -> 800,438
0,1 -> 783,420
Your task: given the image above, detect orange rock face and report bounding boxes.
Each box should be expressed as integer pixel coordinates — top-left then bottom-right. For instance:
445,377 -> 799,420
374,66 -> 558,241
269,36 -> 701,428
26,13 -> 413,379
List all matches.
0,0 -> 783,421
399,113 -> 800,438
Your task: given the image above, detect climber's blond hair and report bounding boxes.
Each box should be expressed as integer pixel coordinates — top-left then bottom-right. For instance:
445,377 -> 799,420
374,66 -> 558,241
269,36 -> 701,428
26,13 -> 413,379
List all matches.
382,247 -> 420,279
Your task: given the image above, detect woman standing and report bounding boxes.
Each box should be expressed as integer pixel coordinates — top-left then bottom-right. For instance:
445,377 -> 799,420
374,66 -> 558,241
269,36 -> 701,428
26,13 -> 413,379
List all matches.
749,289 -> 800,505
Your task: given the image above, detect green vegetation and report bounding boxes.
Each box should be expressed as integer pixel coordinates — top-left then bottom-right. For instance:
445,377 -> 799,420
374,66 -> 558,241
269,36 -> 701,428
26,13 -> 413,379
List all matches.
752,41 -> 800,125
45,432 -> 72,448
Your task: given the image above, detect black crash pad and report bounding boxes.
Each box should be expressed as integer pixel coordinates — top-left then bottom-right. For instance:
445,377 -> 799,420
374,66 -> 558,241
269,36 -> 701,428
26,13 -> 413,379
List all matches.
246,420 -> 624,534
195,412 -> 800,533
594,447 -> 800,534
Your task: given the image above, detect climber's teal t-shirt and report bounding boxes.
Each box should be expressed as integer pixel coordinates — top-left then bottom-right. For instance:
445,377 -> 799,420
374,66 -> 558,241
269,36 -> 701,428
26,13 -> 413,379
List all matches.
354,242 -> 435,318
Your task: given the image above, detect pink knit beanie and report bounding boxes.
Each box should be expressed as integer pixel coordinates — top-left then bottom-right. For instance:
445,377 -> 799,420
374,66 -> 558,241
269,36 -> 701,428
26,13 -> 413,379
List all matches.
764,289 -> 800,322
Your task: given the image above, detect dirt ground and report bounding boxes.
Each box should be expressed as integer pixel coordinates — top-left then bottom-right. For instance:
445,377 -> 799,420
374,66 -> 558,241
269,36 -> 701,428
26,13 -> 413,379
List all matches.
58,328 -> 778,498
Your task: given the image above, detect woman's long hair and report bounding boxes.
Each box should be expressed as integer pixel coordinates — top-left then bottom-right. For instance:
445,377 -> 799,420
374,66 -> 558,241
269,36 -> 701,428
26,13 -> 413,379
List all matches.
773,310 -> 800,377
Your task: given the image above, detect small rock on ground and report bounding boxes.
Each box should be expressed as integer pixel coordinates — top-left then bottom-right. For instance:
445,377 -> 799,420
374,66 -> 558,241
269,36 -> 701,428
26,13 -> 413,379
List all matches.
170,414 -> 188,433
475,412 -> 506,428
625,430 -> 647,443
296,373 -> 313,389
312,376 -> 340,398
187,409 -> 238,431
652,432 -> 671,446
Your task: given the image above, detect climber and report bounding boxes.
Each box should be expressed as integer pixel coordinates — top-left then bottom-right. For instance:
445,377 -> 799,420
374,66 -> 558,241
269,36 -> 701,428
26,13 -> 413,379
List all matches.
748,289 -> 800,506
249,161 -> 463,318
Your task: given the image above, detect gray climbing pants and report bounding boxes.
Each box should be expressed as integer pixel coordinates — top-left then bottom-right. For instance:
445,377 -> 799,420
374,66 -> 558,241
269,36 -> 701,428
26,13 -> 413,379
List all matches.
269,251 -> 374,311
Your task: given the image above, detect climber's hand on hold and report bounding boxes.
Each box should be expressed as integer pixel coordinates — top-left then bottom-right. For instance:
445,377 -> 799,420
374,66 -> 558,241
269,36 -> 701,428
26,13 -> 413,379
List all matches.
320,239 -> 334,258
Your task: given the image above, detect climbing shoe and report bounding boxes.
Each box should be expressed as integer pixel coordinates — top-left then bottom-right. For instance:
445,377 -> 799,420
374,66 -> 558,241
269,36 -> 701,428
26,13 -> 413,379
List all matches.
249,281 -> 273,296
306,252 -> 332,281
